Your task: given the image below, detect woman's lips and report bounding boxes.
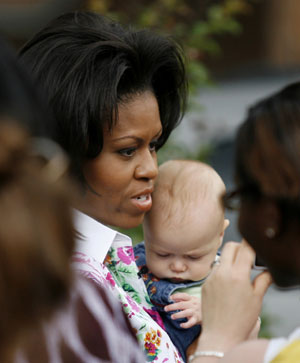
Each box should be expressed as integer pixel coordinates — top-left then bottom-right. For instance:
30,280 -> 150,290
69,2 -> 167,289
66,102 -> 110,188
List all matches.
131,193 -> 152,212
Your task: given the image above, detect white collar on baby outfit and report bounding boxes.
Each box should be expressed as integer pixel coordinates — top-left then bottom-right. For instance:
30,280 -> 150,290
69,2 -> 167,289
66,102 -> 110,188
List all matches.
73,209 -> 131,263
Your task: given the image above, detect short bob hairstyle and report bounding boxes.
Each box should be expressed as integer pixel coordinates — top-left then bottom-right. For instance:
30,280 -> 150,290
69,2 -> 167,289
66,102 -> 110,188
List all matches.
235,81 -> 300,203
19,11 -> 188,181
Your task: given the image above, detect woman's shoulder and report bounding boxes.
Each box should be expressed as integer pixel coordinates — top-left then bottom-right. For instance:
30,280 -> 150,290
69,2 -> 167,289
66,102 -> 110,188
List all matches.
219,339 -> 269,363
221,328 -> 300,363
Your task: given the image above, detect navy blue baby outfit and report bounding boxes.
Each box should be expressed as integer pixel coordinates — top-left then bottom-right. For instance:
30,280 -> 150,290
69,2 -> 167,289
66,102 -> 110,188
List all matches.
134,242 -> 205,362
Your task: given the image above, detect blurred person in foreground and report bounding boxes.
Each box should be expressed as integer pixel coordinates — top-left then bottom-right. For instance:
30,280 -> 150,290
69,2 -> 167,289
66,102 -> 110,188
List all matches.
187,82 -> 300,362
0,37 -> 145,362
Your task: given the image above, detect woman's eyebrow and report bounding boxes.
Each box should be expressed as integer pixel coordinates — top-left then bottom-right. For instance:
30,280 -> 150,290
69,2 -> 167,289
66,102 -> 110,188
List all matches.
112,129 -> 162,142
155,128 -> 163,137
111,135 -> 141,142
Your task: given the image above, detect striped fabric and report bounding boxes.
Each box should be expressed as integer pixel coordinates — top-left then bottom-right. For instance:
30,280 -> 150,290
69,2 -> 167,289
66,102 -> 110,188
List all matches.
15,277 -> 145,363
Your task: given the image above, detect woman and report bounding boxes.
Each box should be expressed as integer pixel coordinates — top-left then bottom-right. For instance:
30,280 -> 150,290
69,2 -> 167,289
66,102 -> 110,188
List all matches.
0,37 -> 145,362
19,11 -> 188,362
187,82 -> 300,362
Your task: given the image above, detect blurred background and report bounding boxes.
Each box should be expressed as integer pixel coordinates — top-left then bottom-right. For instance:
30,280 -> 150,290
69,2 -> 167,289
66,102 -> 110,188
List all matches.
1,0 -> 300,340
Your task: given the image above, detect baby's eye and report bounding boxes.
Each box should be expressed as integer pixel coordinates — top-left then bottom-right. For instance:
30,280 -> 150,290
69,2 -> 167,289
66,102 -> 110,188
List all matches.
187,256 -> 201,260
118,147 -> 136,157
156,253 -> 170,258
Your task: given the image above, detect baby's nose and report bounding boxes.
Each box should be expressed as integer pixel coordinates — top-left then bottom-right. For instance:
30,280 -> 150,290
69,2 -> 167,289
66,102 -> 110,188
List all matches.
170,261 -> 187,272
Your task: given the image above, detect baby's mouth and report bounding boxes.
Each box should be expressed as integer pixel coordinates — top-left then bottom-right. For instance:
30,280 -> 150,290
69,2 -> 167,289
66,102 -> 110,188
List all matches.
169,277 -> 185,283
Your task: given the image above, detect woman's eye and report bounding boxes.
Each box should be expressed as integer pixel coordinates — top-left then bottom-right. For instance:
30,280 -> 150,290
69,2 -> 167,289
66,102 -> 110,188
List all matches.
149,140 -> 159,152
118,148 -> 136,157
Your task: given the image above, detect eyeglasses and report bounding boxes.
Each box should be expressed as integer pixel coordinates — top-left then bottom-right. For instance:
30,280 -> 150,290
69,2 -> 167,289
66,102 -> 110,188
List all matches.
222,185 -> 261,211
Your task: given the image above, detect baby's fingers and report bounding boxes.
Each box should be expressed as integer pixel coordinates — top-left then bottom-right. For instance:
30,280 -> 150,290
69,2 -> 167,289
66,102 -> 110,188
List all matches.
165,299 -> 196,312
180,316 -> 199,329
170,292 -> 191,302
170,309 -> 193,320
165,301 -> 187,312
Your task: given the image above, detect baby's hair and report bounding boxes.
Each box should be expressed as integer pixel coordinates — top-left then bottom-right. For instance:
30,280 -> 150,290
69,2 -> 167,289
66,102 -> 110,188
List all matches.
145,159 -> 226,228
0,121 -> 75,360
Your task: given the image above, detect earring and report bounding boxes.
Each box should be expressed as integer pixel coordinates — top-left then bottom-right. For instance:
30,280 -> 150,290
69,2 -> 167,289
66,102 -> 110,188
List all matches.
265,227 -> 276,239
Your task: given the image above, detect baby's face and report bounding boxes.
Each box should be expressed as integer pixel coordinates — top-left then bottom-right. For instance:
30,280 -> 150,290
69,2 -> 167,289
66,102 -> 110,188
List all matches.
144,218 -> 224,282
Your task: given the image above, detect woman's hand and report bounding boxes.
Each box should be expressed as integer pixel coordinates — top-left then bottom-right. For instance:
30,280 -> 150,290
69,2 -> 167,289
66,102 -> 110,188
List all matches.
194,240 -> 272,354
247,317 -> 261,340
164,293 -> 202,328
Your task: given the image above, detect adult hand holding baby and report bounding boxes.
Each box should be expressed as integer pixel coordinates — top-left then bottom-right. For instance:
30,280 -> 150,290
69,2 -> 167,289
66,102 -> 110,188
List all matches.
164,240 -> 265,335
189,240 -> 272,362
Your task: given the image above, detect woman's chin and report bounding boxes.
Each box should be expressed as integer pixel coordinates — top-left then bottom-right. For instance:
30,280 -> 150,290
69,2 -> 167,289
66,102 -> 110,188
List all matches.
113,213 -> 145,230
271,268 -> 300,289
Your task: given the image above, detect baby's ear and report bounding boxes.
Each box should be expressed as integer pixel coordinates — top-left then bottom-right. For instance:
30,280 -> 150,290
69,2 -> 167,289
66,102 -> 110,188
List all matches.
223,219 -> 230,231
219,219 -> 230,246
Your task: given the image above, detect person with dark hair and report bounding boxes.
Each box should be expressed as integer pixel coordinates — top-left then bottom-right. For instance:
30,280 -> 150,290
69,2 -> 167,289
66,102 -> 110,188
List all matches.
184,82 -> 300,362
20,11 -> 187,184
0,37 -> 145,362
19,10 -> 188,361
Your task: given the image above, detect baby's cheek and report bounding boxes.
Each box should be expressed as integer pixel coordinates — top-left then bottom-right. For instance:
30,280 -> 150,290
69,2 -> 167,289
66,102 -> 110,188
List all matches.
192,263 -> 209,280
148,258 -> 164,276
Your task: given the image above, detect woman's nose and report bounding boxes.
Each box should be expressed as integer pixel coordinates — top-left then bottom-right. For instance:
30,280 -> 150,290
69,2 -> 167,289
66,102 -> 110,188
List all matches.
135,150 -> 158,180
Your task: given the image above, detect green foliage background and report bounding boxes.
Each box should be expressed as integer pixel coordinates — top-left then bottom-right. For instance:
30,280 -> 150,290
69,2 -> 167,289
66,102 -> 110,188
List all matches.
86,0 -> 254,93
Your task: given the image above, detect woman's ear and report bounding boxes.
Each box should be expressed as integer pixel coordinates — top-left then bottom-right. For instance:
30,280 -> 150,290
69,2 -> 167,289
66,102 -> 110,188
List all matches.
260,199 -> 282,240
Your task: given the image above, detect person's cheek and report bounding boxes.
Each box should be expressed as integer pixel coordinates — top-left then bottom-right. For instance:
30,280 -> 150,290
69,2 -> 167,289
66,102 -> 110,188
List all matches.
238,203 -> 259,250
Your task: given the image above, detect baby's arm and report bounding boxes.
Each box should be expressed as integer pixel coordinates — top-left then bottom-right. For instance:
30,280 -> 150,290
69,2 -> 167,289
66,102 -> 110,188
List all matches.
164,292 -> 202,329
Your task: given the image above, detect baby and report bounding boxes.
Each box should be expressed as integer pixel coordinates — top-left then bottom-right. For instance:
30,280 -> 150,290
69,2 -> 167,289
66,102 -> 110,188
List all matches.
134,159 -> 229,361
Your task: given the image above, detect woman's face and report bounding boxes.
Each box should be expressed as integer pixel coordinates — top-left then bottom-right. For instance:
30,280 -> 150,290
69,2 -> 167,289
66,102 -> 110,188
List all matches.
238,196 -> 269,263
238,192 -> 300,287
82,91 -> 162,229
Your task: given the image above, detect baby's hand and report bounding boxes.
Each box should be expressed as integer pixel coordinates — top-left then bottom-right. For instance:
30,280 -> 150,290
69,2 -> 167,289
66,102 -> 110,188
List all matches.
164,292 -> 202,329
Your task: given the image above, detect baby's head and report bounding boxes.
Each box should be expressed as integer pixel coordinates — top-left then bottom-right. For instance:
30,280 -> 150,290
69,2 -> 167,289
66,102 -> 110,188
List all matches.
143,160 -> 229,282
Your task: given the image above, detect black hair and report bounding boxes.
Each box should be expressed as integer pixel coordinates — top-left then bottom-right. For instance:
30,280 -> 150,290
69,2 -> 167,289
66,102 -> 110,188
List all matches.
235,81 -> 300,202
19,11 -> 188,181
0,37 -> 51,137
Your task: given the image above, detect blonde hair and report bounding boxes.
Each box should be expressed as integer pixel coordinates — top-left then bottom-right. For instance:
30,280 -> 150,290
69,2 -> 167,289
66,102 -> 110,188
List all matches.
145,159 -> 226,228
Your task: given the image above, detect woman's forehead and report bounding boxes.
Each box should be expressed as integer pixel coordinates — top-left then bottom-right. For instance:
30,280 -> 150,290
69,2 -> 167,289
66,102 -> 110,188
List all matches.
104,93 -> 161,137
